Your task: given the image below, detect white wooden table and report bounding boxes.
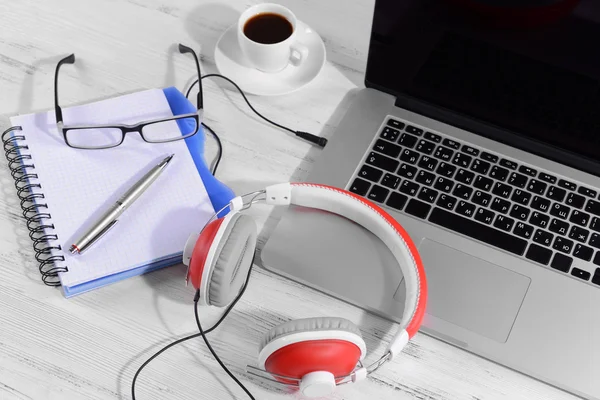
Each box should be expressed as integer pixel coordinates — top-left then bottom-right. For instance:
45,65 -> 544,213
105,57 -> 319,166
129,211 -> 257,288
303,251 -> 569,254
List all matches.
0,1 -> 580,399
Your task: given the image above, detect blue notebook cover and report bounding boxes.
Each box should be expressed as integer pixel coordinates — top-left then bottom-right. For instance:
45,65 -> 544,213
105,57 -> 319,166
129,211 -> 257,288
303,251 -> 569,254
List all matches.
62,88 -> 234,297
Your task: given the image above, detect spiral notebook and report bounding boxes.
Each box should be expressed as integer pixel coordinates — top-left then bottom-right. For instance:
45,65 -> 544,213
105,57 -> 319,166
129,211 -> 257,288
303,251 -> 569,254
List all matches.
3,88 -> 234,297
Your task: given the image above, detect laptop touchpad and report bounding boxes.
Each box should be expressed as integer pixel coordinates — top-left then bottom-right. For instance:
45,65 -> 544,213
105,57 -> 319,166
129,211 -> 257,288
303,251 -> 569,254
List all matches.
404,239 -> 530,343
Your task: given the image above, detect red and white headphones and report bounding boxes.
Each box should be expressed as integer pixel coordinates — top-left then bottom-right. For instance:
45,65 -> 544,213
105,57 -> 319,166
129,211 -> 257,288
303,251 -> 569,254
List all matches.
182,182 -> 428,398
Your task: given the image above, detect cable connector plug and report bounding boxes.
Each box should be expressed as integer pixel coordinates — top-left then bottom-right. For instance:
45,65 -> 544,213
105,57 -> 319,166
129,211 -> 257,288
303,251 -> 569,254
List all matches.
295,131 -> 328,148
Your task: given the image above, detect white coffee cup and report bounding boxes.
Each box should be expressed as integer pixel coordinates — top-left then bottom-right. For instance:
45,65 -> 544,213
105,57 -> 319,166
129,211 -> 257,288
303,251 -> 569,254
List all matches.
238,3 -> 308,73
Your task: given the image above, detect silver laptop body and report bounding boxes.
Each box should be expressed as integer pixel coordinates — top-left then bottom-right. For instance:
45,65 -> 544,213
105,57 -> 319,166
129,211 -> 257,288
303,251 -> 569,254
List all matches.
262,1 -> 600,399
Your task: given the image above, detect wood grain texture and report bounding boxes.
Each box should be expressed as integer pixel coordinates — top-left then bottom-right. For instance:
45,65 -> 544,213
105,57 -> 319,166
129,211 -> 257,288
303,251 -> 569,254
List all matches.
0,1 -> 580,399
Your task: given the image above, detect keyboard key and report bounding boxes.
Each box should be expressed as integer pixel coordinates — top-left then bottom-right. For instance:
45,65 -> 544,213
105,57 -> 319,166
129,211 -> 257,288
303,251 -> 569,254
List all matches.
399,133 -> 418,148
416,140 -> 436,155
589,233 -> 600,249
538,172 -> 556,183
507,172 -> 528,188
418,156 -> 438,171
429,208 -> 527,255
434,146 -> 454,161
549,218 -> 569,236
578,186 -> 597,198
470,159 -> 491,175
500,159 -> 518,170
585,200 -> 600,216
405,125 -> 423,136
373,139 -> 402,158
381,126 -> 400,142
538,173 -> 557,184
547,186 -> 566,202
550,203 -> 570,220
551,253 -> 572,272
399,180 -> 419,196
593,268 -> 600,284
489,166 -> 509,181
571,267 -> 591,281
513,222 -> 534,239
455,169 -> 475,185
398,163 -> 417,179
526,244 -> 552,265
358,165 -> 383,182
527,179 -> 547,195
366,152 -> 399,172
533,229 -> 553,246
530,211 -> 550,229
480,152 -> 498,163
442,138 -> 460,149
531,196 -> 551,212
381,173 -> 401,189
511,189 -> 531,205
433,176 -> 454,193
349,178 -> 370,196
386,192 -> 408,211
473,175 -> 493,191
518,166 -> 537,177
591,217 -> 600,232
509,204 -> 530,221
494,215 -> 515,232
475,207 -> 495,225
472,190 -> 492,207
367,185 -> 389,203
416,170 -> 435,186
405,199 -> 431,218
387,119 -> 405,130
492,182 -> 512,198
573,244 -> 593,261
566,193 -> 585,209
453,184 -> 473,200
418,187 -> 439,203
455,201 -> 476,218
558,179 -> 577,191
569,226 -> 589,242
553,237 -> 574,254
424,132 -> 441,143
436,162 -> 456,178
436,194 -> 457,210
569,210 -> 590,227
400,149 -> 420,164
491,197 -> 511,214
461,145 -> 479,157
452,153 -> 472,168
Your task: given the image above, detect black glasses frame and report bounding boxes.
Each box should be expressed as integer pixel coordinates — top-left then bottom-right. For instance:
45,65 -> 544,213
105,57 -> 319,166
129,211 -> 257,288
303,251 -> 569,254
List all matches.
54,44 -> 204,149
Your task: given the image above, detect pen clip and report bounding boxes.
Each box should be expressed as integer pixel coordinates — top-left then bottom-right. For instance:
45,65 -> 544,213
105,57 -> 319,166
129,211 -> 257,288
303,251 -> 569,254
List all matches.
79,220 -> 118,254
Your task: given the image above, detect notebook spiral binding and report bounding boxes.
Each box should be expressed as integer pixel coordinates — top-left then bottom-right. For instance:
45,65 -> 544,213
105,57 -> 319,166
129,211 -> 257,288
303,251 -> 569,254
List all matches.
2,126 -> 67,287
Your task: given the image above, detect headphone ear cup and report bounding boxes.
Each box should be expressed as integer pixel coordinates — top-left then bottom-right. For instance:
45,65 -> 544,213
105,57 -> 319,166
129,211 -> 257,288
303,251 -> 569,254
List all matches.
206,213 -> 257,307
257,317 -> 366,382
188,218 -> 227,290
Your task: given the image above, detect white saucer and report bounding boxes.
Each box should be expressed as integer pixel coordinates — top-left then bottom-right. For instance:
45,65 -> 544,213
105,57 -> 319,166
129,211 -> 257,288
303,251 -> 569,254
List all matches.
214,21 -> 326,96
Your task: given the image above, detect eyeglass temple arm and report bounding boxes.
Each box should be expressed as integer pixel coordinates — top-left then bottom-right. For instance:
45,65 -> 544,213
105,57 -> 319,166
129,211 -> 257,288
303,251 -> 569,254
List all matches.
178,44 -> 203,112
54,54 -> 76,125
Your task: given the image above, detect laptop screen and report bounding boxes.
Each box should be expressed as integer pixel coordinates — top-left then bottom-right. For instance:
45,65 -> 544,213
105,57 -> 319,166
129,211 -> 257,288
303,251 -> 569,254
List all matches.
366,0 -> 600,164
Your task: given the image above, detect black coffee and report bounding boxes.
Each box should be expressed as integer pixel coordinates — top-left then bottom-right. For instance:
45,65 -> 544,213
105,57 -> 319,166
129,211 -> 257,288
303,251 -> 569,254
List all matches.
243,13 -> 293,44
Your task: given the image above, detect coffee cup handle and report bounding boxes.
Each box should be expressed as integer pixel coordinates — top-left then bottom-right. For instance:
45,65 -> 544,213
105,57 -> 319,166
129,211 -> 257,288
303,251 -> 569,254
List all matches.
289,43 -> 309,67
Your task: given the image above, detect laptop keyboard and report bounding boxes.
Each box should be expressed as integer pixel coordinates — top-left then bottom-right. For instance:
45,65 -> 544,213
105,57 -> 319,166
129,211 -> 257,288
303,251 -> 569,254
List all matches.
349,117 -> 600,288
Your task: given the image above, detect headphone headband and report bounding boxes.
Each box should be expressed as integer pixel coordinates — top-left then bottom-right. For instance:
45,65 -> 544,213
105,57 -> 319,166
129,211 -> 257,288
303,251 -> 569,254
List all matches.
230,182 -> 427,357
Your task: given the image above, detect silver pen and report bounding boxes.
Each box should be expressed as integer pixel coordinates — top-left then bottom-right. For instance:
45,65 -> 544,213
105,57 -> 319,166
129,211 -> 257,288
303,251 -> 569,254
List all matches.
69,154 -> 174,254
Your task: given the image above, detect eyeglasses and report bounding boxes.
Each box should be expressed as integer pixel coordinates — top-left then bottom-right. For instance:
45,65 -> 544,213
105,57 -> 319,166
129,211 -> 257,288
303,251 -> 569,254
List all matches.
53,44 -> 205,149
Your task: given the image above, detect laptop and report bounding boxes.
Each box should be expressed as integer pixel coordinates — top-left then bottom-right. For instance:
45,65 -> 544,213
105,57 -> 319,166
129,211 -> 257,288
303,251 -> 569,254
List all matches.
262,0 -> 600,398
